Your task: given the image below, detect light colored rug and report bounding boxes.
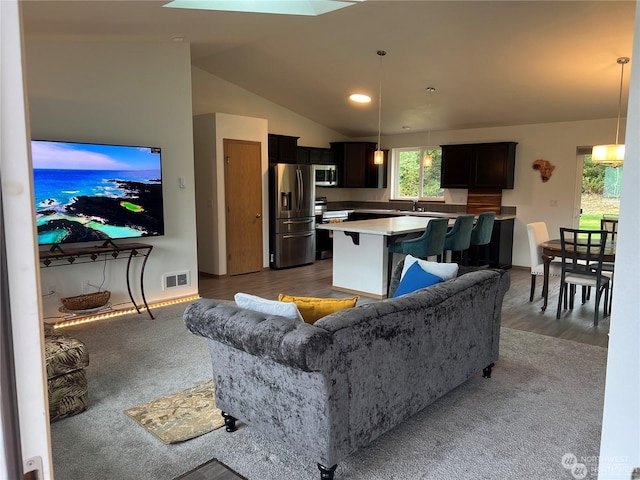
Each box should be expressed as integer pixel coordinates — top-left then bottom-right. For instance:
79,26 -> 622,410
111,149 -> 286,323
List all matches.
125,380 -> 223,444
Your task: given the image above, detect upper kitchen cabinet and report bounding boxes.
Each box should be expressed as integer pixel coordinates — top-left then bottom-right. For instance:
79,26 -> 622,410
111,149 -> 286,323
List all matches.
296,146 -> 336,165
330,141 -> 387,188
309,147 -> 335,165
268,134 -> 299,164
440,141 -> 517,189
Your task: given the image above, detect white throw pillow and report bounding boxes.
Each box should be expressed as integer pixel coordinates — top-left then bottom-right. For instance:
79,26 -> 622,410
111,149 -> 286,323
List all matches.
400,254 -> 459,281
234,292 -> 304,322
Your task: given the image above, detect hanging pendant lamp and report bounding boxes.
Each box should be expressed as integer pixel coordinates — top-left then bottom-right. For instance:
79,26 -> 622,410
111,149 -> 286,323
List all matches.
423,87 -> 436,167
592,57 -> 630,168
374,50 -> 386,165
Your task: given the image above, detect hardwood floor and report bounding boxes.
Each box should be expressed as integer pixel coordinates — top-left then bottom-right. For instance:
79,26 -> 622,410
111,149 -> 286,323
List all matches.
198,259 -> 609,348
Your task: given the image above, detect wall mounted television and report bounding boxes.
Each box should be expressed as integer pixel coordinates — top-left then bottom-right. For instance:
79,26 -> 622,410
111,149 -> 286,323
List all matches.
32,140 -> 164,250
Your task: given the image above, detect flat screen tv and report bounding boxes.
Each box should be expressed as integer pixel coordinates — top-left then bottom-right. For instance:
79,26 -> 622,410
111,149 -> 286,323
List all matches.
32,140 -> 164,249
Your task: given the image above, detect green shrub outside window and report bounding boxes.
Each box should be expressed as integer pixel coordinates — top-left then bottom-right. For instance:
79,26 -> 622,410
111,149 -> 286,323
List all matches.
394,147 -> 444,199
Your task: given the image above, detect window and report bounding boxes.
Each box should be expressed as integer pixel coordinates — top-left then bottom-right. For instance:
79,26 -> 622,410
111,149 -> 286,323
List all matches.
577,148 -> 622,229
392,147 -> 444,200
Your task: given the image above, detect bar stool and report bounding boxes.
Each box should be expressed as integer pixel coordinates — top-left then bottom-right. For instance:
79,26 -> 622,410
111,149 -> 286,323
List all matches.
442,214 -> 474,264
387,217 -> 448,295
469,212 -> 495,266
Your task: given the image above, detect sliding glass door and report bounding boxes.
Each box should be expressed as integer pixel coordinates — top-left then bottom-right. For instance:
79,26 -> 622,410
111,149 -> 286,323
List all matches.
576,146 -> 622,229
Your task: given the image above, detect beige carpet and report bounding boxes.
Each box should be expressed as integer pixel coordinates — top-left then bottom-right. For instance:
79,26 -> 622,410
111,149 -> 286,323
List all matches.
125,380 -> 224,444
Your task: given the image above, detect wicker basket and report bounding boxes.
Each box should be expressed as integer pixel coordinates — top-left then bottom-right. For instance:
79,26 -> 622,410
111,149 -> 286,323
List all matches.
61,291 -> 111,311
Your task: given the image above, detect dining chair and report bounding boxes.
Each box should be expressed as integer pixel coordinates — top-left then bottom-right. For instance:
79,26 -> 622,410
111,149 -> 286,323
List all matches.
469,212 -> 495,266
387,217 -> 449,294
556,228 -> 611,326
526,222 -> 563,302
442,214 -> 474,264
600,217 -> 619,241
599,217 -> 618,311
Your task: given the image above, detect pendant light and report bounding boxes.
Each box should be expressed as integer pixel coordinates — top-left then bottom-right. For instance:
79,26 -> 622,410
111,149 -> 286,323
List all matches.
592,56 -> 630,168
423,87 -> 436,167
373,50 -> 386,165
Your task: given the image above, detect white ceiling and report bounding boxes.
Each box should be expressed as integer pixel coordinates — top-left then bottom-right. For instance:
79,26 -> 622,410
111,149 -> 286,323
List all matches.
21,0 -> 636,138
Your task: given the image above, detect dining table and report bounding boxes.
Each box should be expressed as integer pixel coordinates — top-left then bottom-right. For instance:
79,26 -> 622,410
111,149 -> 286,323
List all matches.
539,238 -> 616,311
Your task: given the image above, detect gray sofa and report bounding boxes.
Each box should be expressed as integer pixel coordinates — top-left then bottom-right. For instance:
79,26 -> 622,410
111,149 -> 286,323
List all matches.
183,263 -> 510,479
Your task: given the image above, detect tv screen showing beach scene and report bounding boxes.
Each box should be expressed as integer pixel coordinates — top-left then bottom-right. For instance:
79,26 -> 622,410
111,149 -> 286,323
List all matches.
32,140 -> 164,247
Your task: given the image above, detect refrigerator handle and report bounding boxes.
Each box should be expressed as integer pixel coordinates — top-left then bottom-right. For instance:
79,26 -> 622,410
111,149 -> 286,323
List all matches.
296,168 -> 303,213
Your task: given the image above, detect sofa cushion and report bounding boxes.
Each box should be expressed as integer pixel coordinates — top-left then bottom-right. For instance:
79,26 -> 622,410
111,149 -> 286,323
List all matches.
401,254 -> 459,281
234,292 -> 303,321
393,261 -> 444,297
278,294 -> 358,324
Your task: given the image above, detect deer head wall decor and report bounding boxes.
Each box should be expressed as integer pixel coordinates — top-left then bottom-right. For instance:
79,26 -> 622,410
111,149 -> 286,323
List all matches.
532,159 -> 555,182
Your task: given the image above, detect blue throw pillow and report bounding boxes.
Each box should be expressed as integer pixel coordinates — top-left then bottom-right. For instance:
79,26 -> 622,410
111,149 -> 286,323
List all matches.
393,261 -> 443,297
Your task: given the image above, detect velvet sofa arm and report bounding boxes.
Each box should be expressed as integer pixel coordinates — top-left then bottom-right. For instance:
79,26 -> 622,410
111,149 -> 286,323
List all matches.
183,299 -> 335,372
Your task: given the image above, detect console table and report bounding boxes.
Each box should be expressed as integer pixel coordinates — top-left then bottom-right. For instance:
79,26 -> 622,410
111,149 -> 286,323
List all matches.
39,242 -> 154,319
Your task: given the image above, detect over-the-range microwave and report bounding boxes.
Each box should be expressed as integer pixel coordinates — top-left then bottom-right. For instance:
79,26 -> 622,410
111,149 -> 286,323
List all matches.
314,164 -> 337,187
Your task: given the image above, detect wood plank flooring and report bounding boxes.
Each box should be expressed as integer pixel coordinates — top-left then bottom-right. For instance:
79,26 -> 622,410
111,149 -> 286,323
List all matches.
198,259 -> 609,348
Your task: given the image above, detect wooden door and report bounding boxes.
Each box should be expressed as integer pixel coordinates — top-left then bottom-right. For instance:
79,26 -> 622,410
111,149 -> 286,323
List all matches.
224,139 -> 263,275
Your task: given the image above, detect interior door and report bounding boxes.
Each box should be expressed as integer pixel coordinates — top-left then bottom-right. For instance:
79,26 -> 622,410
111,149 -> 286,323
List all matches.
224,139 -> 263,276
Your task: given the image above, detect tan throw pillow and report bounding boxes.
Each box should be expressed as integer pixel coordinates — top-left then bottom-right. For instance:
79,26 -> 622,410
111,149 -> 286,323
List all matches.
278,294 -> 359,324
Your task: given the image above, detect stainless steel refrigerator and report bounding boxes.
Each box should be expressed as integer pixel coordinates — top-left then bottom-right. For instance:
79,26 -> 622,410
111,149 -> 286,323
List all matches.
269,163 -> 315,269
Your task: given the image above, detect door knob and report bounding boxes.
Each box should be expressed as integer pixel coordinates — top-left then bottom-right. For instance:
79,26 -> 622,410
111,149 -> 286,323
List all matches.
256,213 -> 262,218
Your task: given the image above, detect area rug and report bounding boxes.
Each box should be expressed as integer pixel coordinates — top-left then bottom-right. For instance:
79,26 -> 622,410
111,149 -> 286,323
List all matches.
125,380 -> 224,444
174,458 -> 248,480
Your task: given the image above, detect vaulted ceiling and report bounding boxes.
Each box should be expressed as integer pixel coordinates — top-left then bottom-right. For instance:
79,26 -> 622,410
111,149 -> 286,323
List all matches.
21,1 -> 636,138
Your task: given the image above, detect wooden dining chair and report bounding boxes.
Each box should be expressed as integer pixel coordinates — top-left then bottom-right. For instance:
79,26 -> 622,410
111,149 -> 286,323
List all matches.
556,228 -> 611,326
599,217 -> 618,311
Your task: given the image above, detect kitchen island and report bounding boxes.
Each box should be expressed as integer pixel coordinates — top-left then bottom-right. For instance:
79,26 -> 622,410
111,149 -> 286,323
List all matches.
317,216 -> 447,298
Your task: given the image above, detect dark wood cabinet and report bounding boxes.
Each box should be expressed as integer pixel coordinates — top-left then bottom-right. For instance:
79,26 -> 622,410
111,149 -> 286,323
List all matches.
468,217 -> 514,269
440,144 -> 474,188
297,146 -> 336,165
309,147 -> 335,165
330,141 -> 387,188
297,146 -> 310,164
440,142 -> 517,189
488,217 -> 514,268
268,134 -> 299,164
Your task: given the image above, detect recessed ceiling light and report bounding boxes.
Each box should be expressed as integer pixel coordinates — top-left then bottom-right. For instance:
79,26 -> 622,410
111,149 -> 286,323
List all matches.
163,0 -> 360,16
402,126 -> 412,131
171,35 -> 185,42
350,94 -> 371,103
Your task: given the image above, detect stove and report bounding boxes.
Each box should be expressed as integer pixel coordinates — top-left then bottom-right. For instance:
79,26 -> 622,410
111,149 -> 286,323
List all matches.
314,199 -> 352,259
321,210 -> 351,223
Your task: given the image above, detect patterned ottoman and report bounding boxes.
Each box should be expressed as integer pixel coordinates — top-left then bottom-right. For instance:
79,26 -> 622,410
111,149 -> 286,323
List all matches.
44,324 -> 90,422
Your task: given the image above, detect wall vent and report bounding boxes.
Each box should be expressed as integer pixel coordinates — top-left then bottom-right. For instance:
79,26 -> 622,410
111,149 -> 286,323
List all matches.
163,271 -> 190,290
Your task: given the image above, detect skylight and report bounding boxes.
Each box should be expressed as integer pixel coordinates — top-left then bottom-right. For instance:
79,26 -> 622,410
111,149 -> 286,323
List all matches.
163,0 -> 360,16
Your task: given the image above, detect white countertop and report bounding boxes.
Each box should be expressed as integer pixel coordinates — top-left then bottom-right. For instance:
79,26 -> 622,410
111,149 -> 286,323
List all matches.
351,208 -> 516,220
317,215 -> 447,236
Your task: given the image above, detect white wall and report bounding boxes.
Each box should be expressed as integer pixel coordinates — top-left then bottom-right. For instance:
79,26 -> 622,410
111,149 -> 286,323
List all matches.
25,40 -> 199,319
192,66 -> 346,147
599,2 -> 640,476
193,112 -> 269,275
